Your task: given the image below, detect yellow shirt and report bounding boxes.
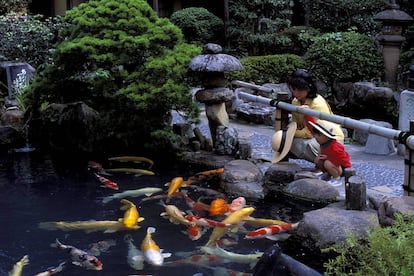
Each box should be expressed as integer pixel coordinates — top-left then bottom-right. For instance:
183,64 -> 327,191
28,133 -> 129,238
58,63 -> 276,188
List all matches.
291,94 -> 344,140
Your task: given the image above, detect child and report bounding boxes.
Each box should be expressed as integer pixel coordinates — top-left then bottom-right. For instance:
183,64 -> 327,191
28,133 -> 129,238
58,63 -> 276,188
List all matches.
306,116 -> 351,186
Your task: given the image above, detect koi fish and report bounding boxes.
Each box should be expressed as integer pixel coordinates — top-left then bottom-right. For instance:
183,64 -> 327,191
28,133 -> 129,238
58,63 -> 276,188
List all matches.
8,255 -> 29,276
163,254 -> 224,268
139,191 -> 182,205
242,216 -> 288,228
195,167 -> 224,177
226,197 -> 246,214
119,199 -> 145,228
141,227 -> 172,266
124,234 -> 144,270
102,187 -> 163,204
205,207 -> 255,247
184,225 -> 207,241
105,168 -> 155,175
215,238 -> 239,247
108,156 -> 154,168
165,177 -> 185,202
180,191 -> 209,215
205,265 -> 253,276
87,239 -> 116,256
39,220 -> 137,233
185,214 -> 231,228
159,201 -> 194,227
94,173 -> 119,190
34,261 -> 66,276
200,245 -> 263,268
51,239 -> 103,270
209,198 -> 229,216
88,161 -> 110,175
245,223 -> 299,240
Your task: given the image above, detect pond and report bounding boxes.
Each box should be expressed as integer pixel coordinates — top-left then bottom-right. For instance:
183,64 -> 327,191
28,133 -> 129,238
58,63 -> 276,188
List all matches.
0,150 -> 324,276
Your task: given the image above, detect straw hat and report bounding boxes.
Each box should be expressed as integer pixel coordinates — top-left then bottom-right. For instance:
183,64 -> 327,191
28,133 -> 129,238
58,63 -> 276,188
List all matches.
308,120 -> 336,139
271,122 -> 297,163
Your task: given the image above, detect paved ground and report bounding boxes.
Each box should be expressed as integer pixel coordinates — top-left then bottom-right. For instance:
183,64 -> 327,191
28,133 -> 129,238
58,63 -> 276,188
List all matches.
175,111 -> 405,197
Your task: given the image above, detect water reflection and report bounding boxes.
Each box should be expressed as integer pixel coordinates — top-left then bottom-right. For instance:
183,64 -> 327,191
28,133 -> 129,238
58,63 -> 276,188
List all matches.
0,152 -> 311,276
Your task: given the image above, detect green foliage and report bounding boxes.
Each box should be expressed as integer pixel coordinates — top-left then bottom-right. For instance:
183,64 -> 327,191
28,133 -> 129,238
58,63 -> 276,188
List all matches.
304,31 -> 383,84
228,0 -> 293,56
278,26 -> 320,55
0,0 -> 30,15
170,7 -> 224,46
0,13 -> 63,68
27,0 -> 201,155
227,54 -> 305,84
300,0 -> 387,35
324,214 -> 414,275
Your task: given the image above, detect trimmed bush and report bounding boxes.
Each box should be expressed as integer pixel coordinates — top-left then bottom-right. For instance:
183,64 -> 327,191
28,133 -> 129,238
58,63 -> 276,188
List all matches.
0,0 -> 30,15
227,54 -> 305,84
170,7 -> 224,46
304,31 -> 383,84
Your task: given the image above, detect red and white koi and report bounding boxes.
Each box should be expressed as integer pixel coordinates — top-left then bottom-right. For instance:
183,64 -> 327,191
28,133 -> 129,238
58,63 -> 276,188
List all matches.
185,214 -> 231,228
226,197 -> 246,214
51,239 -> 103,270
215,238 -> 239,247
180,191 -> 210,215
141,227 -> 172,266
94,173 -> 119,190
245,223 -> 299,240
34,261 -> 66,276
183,225 -> 207,241
88,161 -> 110,175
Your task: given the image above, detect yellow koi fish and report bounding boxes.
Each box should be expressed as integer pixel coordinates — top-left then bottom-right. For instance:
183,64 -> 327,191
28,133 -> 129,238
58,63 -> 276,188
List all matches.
108,156 -> 154,168
165,177 -> 185,202
119,199 -> 145,229
105,168 -> 155,175
141,227 -> 171,266
38,220 -> 138,233
242,216 -> 288,228
9,255 -> 29,276
205,207 -> 255,247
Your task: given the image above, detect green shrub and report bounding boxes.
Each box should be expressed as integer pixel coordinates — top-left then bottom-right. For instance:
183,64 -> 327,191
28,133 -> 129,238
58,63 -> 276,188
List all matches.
278,26 -> 320,55
302,0 -> 387,35
0,0 -> 30,15
304,31 -> 383,84
324,214 -> 414,275
0,13 -> 63,68
170,7 -> 224,46
27,0 -> 201,157
226,54 -> 305,84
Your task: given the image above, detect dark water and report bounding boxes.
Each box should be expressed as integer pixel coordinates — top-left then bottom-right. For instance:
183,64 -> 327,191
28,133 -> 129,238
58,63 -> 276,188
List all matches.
0,151 -> 323,276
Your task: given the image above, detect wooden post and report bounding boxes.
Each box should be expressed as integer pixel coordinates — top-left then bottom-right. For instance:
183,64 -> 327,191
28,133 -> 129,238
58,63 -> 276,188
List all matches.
403,121 -> 414,196
345,175 -> 366,210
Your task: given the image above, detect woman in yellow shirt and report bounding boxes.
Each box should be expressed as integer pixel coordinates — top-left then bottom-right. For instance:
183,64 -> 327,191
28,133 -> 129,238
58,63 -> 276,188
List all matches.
288,69 -> 344,162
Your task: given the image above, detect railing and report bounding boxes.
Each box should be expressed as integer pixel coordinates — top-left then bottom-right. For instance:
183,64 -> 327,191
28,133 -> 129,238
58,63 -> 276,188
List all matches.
232,79 -> 414,196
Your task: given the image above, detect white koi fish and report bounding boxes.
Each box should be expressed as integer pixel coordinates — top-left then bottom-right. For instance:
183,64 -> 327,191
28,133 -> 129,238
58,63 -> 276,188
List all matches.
245,223 -> 299,240
34,261 -> 66,276
141,227 -> 172,266
87,239 -> 116,256
102,187 -> 163,204
124,234 -> 144,270
200,245 -> 263,269
205,207 -> 255,247
51,239 -> 103,270
8,255 -> 29,276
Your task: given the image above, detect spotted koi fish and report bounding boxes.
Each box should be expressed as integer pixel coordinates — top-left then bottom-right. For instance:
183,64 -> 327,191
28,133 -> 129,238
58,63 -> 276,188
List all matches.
94,173 -> 119,190
34,261 -> 66,276
185,214 -> 231,228
245,223 -> 299,240
183,225 -> 207,241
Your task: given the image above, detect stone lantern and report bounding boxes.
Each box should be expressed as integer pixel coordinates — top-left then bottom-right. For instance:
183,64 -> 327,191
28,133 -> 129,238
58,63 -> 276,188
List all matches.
189,43 -> 243,149
374,1 -> 413,88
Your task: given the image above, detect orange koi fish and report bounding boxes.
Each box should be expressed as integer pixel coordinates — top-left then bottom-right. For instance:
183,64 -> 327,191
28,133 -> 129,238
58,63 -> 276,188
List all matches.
34,261 -> 66,276
245,223 -> 299,240
183,225 -> 207,241
51,239 -> 102,270
209,198 -> 229,216
165,177 -> 185,202
195,167 -> 224,177
94,173 -> 119,190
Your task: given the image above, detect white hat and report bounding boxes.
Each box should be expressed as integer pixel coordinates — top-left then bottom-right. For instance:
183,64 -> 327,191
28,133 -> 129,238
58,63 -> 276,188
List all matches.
308,120 -> 336,139
271,122 -> 297,163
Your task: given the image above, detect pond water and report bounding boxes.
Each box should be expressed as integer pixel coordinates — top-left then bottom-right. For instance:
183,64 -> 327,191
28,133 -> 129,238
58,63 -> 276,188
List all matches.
0,151 -> 324,276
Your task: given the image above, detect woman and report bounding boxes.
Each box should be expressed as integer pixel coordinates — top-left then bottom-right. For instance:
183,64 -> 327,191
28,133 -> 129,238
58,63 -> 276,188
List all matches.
288,69 -> 344,163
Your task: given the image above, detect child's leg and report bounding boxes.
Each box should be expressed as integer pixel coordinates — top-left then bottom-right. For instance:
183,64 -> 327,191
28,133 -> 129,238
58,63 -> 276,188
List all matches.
323,160 -> 343,178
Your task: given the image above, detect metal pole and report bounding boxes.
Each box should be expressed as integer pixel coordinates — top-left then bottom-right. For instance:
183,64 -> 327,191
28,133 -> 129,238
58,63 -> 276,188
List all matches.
404,121 -> 414,195
235,89 -> 414,150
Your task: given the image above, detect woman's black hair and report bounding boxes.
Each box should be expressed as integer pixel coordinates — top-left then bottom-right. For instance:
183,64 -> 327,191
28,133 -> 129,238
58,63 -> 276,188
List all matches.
287,69 -> 317,99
